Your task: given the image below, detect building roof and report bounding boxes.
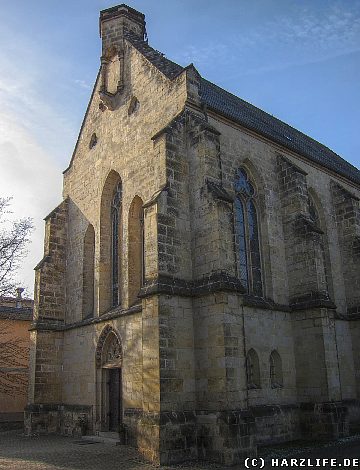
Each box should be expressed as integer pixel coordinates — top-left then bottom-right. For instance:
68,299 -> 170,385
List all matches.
0,306 -> 33,321
0,296 -> 34,321
125,32 -> 360,186
200,79 -> 360,186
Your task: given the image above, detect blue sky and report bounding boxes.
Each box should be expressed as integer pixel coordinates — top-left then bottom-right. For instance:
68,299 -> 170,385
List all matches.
0,0 -> 359,295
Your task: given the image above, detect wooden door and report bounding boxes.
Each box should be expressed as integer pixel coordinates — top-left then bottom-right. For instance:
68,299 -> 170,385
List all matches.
108,368 -> 122,431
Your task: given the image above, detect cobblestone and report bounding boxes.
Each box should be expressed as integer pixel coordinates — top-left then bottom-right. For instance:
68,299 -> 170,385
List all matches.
1,431 -> 360,470
0,431 -> 221,470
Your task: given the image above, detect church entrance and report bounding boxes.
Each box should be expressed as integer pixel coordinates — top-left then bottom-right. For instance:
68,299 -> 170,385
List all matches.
108,368 -> 122,431
95,325 -> 123,432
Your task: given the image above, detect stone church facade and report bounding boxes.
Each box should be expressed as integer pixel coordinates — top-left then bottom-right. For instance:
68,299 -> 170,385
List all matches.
25,4 -> 360,466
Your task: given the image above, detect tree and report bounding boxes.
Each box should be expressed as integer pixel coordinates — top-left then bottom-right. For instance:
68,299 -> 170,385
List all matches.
0,318 -> 29,396
0,197 -> 33,396
0,197 -> 33,297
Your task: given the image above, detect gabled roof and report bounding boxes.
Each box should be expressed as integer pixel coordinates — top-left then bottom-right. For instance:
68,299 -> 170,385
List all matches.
126,33 -> 360,186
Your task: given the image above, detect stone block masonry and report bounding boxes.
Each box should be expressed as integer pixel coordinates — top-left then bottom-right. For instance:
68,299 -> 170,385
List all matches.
26,3 -> 360,467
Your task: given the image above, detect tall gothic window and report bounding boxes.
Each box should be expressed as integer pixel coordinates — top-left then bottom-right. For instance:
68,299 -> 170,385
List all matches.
111,182 -> 122,307
234,168 -> 263,296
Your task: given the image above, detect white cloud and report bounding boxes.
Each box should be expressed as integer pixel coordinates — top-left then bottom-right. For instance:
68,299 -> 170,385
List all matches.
0,114 -> 62,296
74,79 -> 92,90
174,3 -> 360,74
0,27 -> 69,296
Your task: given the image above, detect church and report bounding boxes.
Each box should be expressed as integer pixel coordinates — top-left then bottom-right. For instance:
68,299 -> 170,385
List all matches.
25,4 -> 360,466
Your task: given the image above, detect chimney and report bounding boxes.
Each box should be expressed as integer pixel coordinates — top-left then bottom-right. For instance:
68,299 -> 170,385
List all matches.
16,287 -> 24,308
99,4 -> 146,54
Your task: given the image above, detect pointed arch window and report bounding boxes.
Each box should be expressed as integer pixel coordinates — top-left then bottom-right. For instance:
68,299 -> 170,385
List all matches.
111,182 -> 122,307
234,168 -> 263,296
246,348 -> 261,389
270,350 -> 283,388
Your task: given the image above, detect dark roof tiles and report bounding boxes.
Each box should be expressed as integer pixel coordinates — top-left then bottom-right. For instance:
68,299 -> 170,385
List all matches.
200,79 -> 360,185
125,33 -> 360,186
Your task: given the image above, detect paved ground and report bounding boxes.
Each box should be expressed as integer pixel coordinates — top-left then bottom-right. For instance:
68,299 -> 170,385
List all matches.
0,430 -> 359,470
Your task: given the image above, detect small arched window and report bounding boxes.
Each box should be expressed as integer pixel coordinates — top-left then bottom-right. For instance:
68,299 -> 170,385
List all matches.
89,133 -> 98,149
111,182 -> 122,307
234,168 -> 263,296
128,96 -> 139,115
269,350 -> 283,388
246,348 -> 261,389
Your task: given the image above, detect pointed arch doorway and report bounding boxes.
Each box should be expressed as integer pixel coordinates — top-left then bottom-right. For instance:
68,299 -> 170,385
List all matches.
96,326 -> 123,432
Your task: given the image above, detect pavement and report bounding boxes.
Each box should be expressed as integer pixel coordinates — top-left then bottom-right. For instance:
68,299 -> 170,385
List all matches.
0,430 -> 359,470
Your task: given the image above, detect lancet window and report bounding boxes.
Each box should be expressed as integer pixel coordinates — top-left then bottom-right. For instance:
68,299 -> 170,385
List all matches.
111,182 -> 122,307
234,168 -> 263,296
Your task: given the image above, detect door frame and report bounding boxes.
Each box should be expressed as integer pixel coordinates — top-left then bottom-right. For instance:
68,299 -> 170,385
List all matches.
101,366 -> 123,431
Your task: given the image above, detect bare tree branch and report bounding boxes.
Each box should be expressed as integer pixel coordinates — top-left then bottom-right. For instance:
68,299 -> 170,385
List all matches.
0,197 -> 33,297
0,196 -> 33,396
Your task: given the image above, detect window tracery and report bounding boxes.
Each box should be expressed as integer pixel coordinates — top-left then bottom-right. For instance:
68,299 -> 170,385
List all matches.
95,326 -> 123,368
234,168 -> 263,296
105,336 -> 122,365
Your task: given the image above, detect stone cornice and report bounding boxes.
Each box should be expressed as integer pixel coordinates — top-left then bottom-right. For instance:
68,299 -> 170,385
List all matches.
290,292 -> 336,311
139,272 -> 246,298
206,179 -> 234,203
142,183 -> 169,209
242,295 -> 290,312
151,108 -> 220,143
30,304 -> 142,332
295,214 -> 324,235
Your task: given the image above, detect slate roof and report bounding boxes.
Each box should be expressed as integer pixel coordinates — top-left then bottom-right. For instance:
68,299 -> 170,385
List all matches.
126,33 -> 360,186
200,79 -> 360,186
